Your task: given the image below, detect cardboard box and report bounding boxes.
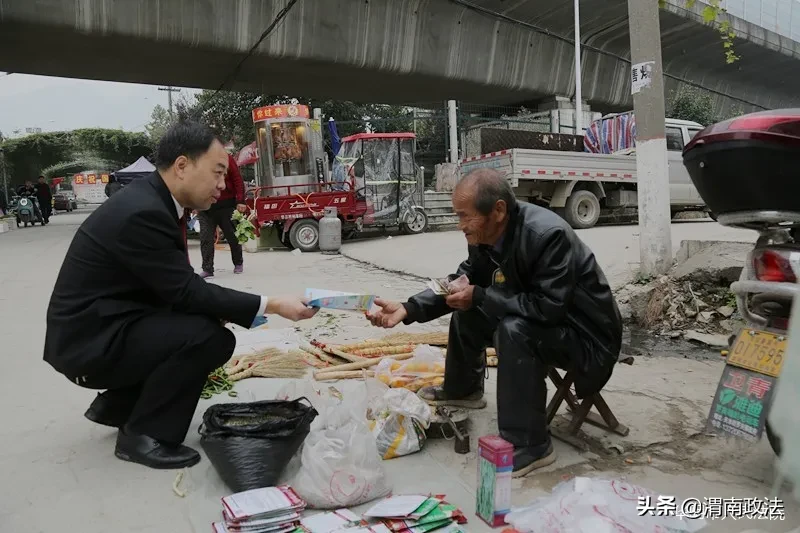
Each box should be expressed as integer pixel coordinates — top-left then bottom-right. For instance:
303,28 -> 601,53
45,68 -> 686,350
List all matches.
476,435 -> 513,527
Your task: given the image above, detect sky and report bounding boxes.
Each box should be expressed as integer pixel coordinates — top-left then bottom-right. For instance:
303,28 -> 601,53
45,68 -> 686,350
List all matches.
0,73 -> 200,136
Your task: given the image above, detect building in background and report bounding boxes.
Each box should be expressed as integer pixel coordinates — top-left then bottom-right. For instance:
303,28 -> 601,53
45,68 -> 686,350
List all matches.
721,0 -> 800,40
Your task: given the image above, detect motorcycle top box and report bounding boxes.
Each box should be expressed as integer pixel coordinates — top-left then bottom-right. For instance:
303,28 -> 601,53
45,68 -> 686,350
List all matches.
682,109 -> 800,227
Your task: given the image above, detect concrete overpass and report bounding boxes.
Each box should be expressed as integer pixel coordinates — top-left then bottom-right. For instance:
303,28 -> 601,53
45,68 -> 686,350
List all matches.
1,0 -> 799,113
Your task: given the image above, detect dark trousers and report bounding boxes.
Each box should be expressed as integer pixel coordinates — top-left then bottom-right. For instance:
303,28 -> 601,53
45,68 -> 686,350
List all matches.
446,309 -> 587,448
198,207 -> 243,274
37,198 -> 51,222
81,312 -> 235,443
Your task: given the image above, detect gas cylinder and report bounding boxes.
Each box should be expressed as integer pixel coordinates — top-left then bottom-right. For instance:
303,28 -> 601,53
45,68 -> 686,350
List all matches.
319,206 -> 342,254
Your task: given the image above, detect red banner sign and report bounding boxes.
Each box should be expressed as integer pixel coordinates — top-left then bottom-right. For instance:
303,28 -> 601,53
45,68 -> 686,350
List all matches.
101,174 -> 110,184
252,104 -> 310,122
74,174 -> 85,185
87,174 -> 97,185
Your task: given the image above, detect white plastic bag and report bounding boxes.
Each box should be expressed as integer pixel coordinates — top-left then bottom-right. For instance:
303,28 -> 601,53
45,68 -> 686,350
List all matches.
282,381 -> 392,509
366,380 -> 432,459
504,477 -> 706,533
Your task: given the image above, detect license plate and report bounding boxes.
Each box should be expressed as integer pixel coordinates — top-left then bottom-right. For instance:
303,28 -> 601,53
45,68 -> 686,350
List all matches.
727,329 -> 787,378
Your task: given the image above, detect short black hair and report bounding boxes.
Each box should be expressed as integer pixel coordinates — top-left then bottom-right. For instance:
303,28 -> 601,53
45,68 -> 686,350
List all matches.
458,168 -> 517,216
155,120 -> 221,170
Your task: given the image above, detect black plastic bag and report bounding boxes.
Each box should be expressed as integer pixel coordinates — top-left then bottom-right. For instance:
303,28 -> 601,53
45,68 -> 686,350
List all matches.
199,398 -> 317,492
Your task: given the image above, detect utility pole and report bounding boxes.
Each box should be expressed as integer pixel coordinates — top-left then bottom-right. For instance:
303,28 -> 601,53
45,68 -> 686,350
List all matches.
447,100 -> 459,164
627,0 -> 672,276
158,86 -> 181,118
0,148 -> 8,208
573,0 -> 583,135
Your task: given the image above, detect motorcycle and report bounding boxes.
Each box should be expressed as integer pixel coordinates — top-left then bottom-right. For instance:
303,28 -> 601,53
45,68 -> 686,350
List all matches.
682,109 -> 800,456
14,192 -> 43,227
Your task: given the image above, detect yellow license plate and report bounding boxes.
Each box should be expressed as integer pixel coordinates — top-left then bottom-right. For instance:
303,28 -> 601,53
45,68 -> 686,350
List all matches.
727,329 -> 787,378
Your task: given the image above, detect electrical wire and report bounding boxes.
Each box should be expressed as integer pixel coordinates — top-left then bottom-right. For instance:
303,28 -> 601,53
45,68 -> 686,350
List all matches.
448,0 -> 769,110
200,0 -> 302,113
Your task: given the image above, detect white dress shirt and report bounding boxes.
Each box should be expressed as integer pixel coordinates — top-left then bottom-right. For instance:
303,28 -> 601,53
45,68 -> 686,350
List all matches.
172,194 -> 268,320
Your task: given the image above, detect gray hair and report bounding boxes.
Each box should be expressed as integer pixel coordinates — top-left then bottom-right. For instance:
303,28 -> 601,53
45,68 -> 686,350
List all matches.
457,168 -> 517,215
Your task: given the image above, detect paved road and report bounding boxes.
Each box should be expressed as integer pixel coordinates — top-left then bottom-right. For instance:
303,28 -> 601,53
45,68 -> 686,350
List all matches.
342,221 -> 754,289
0,211 -> 795,532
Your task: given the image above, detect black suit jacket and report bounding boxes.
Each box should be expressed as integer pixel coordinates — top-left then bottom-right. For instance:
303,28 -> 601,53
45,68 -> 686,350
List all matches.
44,172 -> 260,377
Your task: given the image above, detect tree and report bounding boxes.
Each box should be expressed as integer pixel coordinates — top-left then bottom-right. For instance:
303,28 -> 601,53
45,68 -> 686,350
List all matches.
660,0 -> 738,64
0,129 -> 152,186
667,87 -> 743,125
145,104 -> 174,142
177,90 -> 413,151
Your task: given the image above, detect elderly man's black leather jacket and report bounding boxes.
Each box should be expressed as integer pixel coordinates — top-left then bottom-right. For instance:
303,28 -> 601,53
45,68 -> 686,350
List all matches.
402,201 -> 623,397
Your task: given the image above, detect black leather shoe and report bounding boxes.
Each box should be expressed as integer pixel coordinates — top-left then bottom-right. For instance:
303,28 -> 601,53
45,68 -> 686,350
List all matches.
115,429 -> 201,470
84,394 -> 129,428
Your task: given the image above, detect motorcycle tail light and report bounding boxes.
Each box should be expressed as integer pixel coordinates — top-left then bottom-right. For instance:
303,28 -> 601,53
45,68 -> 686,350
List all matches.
727,113 -> 800,136
753,249 -> 797,283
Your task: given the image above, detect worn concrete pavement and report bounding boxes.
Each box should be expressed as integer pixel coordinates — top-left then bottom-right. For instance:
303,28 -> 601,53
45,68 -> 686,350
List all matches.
0,211 -> 796,532
341,221 -> 755,289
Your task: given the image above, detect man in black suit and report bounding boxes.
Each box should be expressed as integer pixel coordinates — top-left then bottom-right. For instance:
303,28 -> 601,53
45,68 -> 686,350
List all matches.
36,175 -> 53,224
44,121 -> 318,470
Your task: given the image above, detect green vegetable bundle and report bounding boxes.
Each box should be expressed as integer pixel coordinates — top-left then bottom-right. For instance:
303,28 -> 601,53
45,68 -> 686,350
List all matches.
231,210 -> 257,245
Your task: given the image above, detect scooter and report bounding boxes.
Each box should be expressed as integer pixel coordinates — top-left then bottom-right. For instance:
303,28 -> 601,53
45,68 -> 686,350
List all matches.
683,109 -> 800,456
14,192 -> 43,228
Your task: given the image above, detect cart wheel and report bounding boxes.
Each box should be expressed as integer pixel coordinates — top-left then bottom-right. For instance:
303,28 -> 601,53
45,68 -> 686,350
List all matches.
400,208 -> 428,235
289,219 -> 320,252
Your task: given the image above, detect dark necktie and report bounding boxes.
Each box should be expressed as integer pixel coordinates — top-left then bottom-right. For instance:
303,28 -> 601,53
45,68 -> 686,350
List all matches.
179,208 -> 191,264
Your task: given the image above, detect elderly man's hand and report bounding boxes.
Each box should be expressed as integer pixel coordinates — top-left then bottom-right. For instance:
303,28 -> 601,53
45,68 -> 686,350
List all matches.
366,298 -> 407,328
445,285 -> 475,310
267,296 -> 319,321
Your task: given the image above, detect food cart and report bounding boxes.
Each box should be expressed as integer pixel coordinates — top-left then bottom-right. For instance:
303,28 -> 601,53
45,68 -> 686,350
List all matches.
251,104 -> 328,195
248,105 -> 427,252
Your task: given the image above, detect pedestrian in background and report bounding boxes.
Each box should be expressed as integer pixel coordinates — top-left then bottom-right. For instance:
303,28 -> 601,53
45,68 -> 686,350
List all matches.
36,176 -> 53,224
105,175 -> 123,197
198,151 -> 246,278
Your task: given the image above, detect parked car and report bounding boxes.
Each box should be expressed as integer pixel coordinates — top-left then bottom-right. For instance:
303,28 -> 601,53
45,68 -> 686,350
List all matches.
53,193 -> 74,212
61,191 -> 78,210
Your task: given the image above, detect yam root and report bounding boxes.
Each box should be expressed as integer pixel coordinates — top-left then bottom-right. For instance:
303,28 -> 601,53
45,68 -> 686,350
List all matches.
313,353 -> 413,379
339,340 -> 394,352
299,342 -> 348,366
315,370 -> 375,381
350,344 -> 416,357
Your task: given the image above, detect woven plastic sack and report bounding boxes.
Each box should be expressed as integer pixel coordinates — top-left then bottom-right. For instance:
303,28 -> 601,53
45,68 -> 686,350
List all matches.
198,398 -> 317,493
366,380 -> 432,459
504,477 -> 706,533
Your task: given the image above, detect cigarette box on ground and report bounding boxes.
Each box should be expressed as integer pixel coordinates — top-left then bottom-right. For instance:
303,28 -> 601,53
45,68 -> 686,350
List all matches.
476,435 -> 513,527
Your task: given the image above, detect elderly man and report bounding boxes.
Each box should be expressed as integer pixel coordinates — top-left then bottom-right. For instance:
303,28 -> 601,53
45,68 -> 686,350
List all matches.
367,169 -> 622,477
45,121 -> 317,470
